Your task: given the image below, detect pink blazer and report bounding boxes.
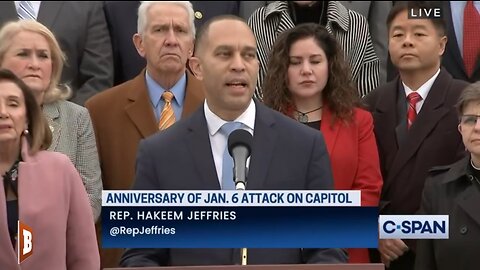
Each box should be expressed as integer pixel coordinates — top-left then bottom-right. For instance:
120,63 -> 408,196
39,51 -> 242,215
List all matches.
0,139 -> 100,269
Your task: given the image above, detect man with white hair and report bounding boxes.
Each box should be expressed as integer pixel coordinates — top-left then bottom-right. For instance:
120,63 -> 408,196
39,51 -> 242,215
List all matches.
85,1 -> 205,268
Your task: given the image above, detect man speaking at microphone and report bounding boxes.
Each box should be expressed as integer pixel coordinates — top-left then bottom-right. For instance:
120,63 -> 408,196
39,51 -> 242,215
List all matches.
121,15 -> 347,266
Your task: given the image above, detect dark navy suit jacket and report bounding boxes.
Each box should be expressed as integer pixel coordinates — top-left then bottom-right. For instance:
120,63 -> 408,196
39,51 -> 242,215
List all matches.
441,1 -> 480,83
120,100 -> 347,266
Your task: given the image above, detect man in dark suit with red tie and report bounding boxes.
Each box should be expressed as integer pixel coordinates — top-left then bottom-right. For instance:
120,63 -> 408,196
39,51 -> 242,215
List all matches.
364,2 -> 469,269
441,1 -> 480,83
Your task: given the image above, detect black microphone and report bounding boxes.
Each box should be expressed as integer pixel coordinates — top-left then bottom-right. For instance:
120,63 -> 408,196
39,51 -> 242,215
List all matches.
228,129 -> 253,190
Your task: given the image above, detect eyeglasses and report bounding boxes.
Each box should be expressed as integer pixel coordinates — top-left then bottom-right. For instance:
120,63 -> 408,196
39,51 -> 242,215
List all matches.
460,115 -> 480,126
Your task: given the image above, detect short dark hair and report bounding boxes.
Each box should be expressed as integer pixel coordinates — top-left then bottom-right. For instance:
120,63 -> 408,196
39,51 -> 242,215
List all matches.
194,15 -> 248,56
0,69 -> 51,153
387,1 -> 446,36
457,82 -> 480,117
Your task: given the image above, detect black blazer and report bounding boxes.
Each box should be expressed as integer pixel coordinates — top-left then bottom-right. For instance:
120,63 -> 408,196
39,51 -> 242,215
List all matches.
0,1 -> 114,105
120,101 -> 347,266
415,156 -> 480,270
363,69 -> 468,269
364,69 -> 468,216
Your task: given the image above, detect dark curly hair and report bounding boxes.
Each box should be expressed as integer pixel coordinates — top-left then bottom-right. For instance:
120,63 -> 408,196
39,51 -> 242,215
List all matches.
262,23 -> 361,124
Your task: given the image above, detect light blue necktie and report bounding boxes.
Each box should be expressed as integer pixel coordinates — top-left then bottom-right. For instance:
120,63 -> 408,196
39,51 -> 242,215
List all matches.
220,122 -> 242,190
17,1 -> 36,20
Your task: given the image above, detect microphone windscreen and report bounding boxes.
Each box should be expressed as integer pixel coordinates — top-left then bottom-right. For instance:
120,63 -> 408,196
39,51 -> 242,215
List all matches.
228,129 -> 253,156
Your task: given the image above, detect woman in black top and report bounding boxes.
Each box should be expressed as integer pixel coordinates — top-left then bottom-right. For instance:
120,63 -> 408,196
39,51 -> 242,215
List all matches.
415,81 -> 480,270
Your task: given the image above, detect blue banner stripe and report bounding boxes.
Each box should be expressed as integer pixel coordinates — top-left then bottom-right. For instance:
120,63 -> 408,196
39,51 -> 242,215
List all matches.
102,207 -> 378,248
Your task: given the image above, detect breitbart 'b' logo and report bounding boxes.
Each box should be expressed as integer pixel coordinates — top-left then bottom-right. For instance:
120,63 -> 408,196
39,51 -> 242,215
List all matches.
17,221 -> 33,264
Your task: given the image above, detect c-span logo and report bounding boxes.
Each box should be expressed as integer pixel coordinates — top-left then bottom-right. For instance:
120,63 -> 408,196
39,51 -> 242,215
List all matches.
18,221 -> 33,264
379,215 -> 449,239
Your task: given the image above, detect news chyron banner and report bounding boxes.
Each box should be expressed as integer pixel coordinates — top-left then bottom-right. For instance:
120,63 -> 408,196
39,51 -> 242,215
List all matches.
102,190 -> 378,248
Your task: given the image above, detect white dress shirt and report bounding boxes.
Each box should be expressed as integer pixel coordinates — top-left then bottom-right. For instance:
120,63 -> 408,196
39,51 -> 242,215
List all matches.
402,68 -> 441,113
204,99 -> 256,186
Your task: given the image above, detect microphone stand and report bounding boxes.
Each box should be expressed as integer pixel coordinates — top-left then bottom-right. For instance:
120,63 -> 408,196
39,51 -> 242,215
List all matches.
228,130 -> 252,266
241,247 -> 248,265
235,173 -> 247,265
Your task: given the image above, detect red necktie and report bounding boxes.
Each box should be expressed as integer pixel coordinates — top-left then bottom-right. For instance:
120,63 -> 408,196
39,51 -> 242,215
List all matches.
407,92 -> 422,129
463,1 -> 480,77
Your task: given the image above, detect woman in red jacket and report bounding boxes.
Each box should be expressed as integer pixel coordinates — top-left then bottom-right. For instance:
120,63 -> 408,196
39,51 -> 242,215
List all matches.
262,23 -> 383,263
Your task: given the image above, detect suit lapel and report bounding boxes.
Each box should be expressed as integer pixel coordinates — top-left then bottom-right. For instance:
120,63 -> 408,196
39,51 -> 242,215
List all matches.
320,106 -> 340,156
472,58 -> 480,80
444,2 -> 465,74
124,71 -> 158,138
184,101 -> 278,190
442,158 -> 480,227
185,108 -> 221,189
246,101 -> 277,190
42,102 -> 61,151
456,183 -> 480,226
373,79 -> 400,163
389,70 -> 452,180
394,81 -> 408,147
0,164 -> 17,264
36,1 -> 64,29
181,71 -> 205,118
442,2 -> 480,80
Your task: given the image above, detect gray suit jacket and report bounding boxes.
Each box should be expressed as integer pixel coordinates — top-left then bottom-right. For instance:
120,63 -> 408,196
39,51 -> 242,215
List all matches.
0,1 -> 113,105
120,100 -> 347,266
43,100 -> 103,221
340,1 -> 392,84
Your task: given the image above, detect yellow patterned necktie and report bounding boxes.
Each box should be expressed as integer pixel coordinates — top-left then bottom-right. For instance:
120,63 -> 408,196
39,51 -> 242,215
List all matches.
158,91 -> 176,130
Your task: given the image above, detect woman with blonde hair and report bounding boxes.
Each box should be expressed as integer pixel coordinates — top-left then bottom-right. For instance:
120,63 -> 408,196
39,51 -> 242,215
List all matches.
0,19 -> 102,221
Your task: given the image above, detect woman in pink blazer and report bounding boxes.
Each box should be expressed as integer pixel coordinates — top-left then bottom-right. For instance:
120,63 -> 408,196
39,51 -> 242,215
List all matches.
263,23 -> 383,263
0,69 -> 99,269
